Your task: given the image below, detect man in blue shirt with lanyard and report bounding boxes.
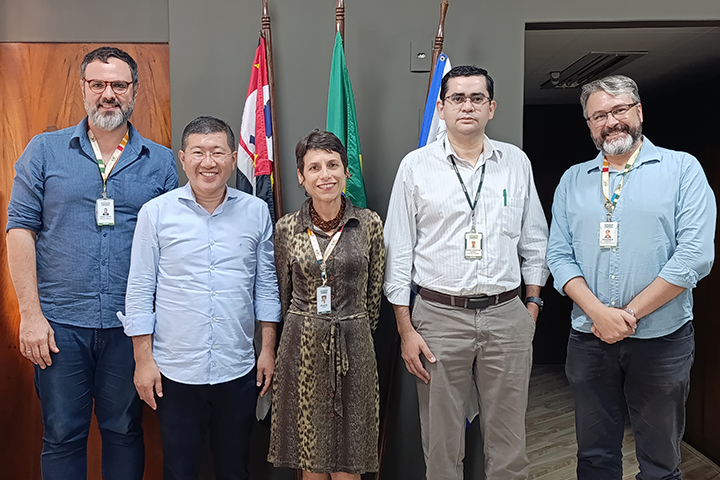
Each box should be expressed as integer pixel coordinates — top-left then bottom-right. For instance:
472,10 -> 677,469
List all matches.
6,46 -> 178,479
121,116 -> 281,480
547,75 -> 716,479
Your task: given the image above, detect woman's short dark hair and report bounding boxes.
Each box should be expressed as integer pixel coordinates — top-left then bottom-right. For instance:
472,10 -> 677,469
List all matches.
295,130 -> 348,172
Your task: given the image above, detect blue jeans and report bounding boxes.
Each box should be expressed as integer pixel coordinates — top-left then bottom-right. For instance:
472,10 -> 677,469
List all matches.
566,322 -> 694,480
34,321 -> 144,480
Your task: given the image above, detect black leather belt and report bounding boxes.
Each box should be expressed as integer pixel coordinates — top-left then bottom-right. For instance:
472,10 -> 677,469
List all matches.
417,286 -> 520,310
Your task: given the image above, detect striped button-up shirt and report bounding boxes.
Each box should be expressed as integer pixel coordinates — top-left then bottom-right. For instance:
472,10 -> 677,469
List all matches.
384,136 -> 549,306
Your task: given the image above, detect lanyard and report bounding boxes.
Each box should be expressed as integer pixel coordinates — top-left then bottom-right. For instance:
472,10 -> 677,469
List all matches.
601,143 -> 641,220
450,157 -> 486,232
88,128 -> 129,198
308,225 -> 345,285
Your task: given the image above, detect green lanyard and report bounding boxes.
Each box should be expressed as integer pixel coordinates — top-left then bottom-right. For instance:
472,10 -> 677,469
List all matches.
88,128 -> 129,198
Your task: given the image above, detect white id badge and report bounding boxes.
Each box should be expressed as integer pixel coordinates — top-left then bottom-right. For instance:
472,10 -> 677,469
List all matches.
317,286 -> 331,314
599,222 -> 618,248
464,232 -> 483,259
96,198 -> 115,226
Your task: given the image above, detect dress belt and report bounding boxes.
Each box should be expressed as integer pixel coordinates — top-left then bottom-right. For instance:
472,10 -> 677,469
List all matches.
287,309 -> 368,418
416,286 -> 520,310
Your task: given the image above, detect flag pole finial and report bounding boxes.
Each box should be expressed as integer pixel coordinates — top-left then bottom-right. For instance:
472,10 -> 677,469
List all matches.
335,0 -> 345,45
427,0 -> 449,97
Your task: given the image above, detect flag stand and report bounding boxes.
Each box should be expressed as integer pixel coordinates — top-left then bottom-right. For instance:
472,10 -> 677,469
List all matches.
262,0 -> 283,219
336,0 -> 345,44
426,0 -> 449,98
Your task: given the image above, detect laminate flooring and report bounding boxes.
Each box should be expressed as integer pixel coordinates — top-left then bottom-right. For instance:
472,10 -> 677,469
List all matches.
527,365 -> 720,480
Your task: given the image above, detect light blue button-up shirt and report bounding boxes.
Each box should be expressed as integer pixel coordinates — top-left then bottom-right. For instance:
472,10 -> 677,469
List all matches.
120,183 -> 281,384
547,137 -> 716,338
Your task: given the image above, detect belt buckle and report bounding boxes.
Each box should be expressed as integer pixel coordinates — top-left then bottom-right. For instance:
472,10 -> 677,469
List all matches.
466,296 -> 489,310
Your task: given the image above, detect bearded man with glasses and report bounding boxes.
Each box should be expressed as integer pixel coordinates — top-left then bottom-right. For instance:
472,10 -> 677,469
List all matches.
384,65 -> 549,480
6,46 -> 178,479
547,74 -> 716,479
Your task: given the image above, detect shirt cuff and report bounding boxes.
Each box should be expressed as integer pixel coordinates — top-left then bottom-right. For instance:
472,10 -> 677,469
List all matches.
117,311 -> 156,336
521,266 -> 550,288
254,303 -> 282,323
658,262 -> 699,290
551,264 -> 584,296
384,282 -> 411,306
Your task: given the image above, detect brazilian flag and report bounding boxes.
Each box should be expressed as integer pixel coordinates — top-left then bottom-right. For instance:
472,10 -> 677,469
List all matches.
326,31 -> 367,208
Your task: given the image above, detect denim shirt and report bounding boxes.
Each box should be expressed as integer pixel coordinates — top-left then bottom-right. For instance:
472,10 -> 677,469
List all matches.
547,137 -> 716,338
6,118 -> 179,329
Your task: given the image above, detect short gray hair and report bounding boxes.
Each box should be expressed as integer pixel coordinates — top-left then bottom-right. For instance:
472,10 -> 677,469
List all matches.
580,75 -> 641,118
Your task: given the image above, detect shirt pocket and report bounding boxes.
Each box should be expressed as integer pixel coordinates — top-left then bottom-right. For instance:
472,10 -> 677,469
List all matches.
501,196 -> 524,238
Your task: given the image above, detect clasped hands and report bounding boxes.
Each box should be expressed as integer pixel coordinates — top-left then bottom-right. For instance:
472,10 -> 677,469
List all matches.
590,306 -> 636,344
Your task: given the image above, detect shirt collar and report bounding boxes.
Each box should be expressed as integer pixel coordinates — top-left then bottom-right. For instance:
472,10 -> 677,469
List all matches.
178,182 -> 238,214
442,134 -> 503,167
294,195 -> 360,235
71,117 -> 149,159
586,136 -> 661,174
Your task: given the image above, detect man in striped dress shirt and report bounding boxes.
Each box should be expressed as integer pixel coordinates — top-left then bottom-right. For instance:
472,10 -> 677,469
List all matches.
384,65 -> 549,480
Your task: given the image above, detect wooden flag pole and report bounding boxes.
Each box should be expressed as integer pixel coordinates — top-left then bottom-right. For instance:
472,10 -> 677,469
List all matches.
336,0 -> 345,45
262,0 -> 283,219
426,0 -> 449,98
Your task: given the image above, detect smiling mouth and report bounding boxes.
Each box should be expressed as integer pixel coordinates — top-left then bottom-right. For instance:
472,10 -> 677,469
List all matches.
200,172 -> 218,177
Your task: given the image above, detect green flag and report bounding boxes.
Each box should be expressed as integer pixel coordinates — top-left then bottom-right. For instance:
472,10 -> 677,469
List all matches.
326,31 -> 367,208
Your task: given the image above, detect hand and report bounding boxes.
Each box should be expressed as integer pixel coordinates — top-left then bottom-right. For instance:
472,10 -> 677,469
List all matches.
19,312 -> 59,369
256,349 -> 275,397
134,358 -> 163,410
400,329 -> 436,384
590,306 -> 636,344
526,302 -> 540,322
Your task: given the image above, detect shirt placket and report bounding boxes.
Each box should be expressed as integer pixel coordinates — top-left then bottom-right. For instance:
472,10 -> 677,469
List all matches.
98,177 -> 111,327
208,215 -> 219,382
608,171 -> 621,307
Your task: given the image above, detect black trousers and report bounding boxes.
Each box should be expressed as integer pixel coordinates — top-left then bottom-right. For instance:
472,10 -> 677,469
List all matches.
566,322 -> 694,480
156,369 -> 258,480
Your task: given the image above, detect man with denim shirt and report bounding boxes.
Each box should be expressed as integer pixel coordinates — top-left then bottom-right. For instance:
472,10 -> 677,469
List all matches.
121,116 -> 281,480
547,75 -> 716,479
6,46 -> 178,480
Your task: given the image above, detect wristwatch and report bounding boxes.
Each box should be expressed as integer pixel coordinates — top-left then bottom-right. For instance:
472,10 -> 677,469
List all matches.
524,296 -> 544,312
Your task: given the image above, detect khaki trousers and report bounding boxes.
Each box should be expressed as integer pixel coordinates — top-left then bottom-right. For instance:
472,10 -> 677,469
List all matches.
412,295 -> 535,480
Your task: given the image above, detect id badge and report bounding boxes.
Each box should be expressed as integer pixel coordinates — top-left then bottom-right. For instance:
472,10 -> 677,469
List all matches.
599,222 -> 618,248
464,232 -> 483,259
96,198 -> 115,226
317,286 -> 331,314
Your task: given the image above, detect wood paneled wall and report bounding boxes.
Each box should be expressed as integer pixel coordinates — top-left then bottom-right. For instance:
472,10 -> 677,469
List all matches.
0,43 -> 171,480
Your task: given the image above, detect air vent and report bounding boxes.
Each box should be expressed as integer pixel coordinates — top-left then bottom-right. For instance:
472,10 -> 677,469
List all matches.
541,51 -> 647,89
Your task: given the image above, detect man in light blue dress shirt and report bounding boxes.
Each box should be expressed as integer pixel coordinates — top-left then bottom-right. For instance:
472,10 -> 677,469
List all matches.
547,75 -> 716,480
121,116 -> 281,480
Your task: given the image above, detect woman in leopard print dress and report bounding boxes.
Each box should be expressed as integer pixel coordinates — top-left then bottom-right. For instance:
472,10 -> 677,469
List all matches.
268,130 -> 385,479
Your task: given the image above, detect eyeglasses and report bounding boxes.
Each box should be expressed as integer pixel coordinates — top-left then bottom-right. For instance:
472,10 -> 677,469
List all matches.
586,102 -> 639,127
189,151 -> 232,161
444,93 -> 491,106
84,79 -> 134,94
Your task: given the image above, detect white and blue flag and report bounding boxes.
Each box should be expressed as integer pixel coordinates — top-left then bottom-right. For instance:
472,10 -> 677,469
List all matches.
418,53 -> 452,148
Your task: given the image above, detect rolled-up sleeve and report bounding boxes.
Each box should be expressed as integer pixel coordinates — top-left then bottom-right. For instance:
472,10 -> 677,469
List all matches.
383,161 -> 416,306
518,160 -> 550,287
253,207 -> 281,323
658,155 -> 716,288
547,170 -> 585,295
120,204 -> 160,336
7,135 -> 46,233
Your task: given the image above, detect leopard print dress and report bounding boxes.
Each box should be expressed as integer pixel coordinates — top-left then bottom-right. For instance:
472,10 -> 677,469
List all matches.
268,197 -> 385,474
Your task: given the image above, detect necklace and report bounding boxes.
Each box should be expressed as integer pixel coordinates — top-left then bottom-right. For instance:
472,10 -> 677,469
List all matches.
310,198 -> 346,232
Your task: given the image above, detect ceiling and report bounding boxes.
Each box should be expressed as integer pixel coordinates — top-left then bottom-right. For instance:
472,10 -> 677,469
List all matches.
524,25 -> 720,105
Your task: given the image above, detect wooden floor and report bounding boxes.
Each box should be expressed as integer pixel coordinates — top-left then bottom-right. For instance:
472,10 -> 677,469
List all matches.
527,365 -> 720,480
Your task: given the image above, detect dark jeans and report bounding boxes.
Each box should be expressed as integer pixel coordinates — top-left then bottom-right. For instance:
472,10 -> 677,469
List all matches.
566,322 -> 695,480
34,321 -> 144,480
156,369 -> 258,480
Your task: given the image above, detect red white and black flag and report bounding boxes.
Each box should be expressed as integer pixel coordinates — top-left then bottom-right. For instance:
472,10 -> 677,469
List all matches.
237,35 -> 276,222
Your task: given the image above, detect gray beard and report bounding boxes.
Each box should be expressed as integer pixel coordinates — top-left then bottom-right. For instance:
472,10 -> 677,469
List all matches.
85,98 -> 135,131
592,123 -> 643,157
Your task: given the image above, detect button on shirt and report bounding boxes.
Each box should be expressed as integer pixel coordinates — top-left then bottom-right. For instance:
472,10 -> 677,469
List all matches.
547,137 -> 716,338
384,136 -> 549,305
6,118 -> 178,328
121,184 -> 281,385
